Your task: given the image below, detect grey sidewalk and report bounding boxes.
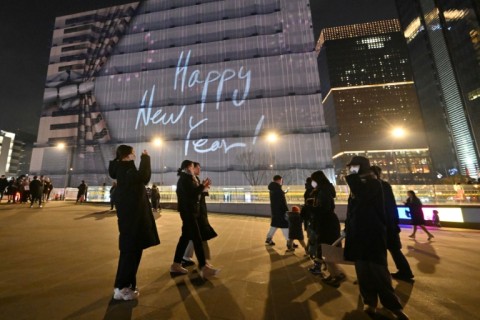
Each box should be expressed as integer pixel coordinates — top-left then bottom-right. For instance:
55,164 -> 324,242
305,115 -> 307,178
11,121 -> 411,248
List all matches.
1,202 -> 479,319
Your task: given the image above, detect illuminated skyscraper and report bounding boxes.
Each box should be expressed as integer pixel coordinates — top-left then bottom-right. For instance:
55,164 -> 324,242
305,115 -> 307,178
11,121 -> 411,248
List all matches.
31,0 -> 332,186
396,0 -> 480,179
317,20 -> 434,184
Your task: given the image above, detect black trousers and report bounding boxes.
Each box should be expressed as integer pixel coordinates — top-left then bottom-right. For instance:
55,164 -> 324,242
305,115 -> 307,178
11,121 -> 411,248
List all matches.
114,249 -> 143,289
389,248 -> 413,277
173,212 -> 206,268
355,260 -> 403,311
30,193 -> 42,206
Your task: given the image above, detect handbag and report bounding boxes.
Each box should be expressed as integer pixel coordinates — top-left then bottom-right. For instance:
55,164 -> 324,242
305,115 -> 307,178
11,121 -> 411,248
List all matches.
321,235 -> 354,265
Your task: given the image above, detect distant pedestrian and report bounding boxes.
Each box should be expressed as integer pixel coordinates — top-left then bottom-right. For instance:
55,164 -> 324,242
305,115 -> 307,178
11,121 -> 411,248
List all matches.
76,180 -> 88,203
109,181 -> 117,210
0,175 -> 8,202
371,166 -> 414,282
150,184 -> 160,212
29,176 -> 44,208
344,156 -> 408,319
265,175 -> 290,247
405,190 -> 434,241
108,145 -> 160,301
432,210 -> 441,227
286,206 -> 307,253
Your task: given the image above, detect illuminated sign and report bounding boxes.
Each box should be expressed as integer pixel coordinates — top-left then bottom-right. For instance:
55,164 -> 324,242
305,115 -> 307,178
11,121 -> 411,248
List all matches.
398,206 -> 464,223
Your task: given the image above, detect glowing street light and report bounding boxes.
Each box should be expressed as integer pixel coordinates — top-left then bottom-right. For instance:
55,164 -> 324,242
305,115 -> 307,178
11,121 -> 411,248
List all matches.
57,142 -> 66,149
266,132 -> 278,143
152,137 -> 163,146
391,127 -> 406,139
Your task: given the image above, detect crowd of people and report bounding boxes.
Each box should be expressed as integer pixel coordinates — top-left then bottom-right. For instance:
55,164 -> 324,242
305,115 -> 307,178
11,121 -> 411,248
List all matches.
0,174 -> 54,206
4,146 -> 436,319
262,155 -> 436,319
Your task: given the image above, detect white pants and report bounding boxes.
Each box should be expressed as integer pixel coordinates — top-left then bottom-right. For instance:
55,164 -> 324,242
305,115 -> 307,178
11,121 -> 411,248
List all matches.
266,227 -> 289,241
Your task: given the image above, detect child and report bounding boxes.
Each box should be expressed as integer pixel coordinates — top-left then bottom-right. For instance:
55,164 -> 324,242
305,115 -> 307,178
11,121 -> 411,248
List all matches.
432,210 -> 441,227
286,206 -> 308,253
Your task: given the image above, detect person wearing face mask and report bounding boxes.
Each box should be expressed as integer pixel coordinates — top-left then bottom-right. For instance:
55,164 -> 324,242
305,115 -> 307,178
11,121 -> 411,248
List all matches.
306,171 -> 345,287
171,160 -> 219,279
344,156 -> 408,319
108,145 -> 160,301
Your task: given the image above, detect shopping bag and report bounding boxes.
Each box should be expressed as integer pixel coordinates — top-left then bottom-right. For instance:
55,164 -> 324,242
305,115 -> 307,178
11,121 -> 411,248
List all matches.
321,236 -> 354,265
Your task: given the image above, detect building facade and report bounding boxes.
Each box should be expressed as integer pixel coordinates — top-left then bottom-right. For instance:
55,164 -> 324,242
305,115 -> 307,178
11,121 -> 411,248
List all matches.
396,0 -> 480,179
317,20 -> 434,184
31,0 -> 333,187
0,130 -> 26,177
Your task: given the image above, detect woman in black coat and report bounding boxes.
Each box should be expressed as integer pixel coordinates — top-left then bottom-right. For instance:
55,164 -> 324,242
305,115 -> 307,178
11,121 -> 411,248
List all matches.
265,175 -> 289,246
108,145 -> 160,301
170,160 -> 218,279
344,156 -> 406,318
405,190 -> 434,240
307,171 -> 344,286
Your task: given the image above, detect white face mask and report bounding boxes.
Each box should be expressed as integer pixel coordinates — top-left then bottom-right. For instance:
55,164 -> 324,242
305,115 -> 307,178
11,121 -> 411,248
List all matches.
311,181 -> 318,188
349,165 -> 360,174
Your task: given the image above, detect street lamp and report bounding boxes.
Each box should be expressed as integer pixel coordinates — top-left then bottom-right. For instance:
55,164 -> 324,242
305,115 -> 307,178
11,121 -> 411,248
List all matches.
152,136 -> 164,184
390,127 -> 407,184
265,132 -> 278,169
57,142 -> 73,197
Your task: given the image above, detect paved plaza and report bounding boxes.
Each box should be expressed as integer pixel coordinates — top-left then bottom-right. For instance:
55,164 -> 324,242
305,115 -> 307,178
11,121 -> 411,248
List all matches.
1,201 -> 479,320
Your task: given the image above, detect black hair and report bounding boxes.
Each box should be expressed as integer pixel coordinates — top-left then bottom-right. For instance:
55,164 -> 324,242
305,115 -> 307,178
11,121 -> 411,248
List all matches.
193,162 -> 200,167
116,145 -> 133,160
370,165 -> 382,178
177,160 -> 194,176
273,175 -> 282,181
310,170 -> 330,185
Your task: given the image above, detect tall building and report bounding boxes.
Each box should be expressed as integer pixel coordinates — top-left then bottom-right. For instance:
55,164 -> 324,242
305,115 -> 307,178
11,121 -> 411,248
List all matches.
396,0 -> 480,179
31,0 -> 333,187
0,130 -> 26,176
317,20 -> 434,184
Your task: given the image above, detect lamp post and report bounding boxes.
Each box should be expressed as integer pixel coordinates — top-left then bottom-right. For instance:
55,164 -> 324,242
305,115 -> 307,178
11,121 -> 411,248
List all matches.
57,143 -> 73,199
266,132 -> 278,170
390,127 -> 407,184
152,137 -> 163,184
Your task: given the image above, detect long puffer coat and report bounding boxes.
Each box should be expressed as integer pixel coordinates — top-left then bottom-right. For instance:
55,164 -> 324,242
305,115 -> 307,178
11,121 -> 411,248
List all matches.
108,154 -> 160,251
268,181 -> 289,228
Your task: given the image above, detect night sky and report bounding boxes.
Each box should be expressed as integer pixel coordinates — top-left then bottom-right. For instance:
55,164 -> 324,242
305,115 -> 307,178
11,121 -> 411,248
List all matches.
0,0 -> 397,138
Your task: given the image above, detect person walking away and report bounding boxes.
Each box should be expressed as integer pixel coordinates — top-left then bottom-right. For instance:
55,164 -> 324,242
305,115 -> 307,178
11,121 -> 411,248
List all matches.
108,145 -> 160,300
182,162 -> 218,267
371,166 -> 414,282
109,181 -> 117,210
344,156 -> 408,319
286,206 -> 307,253
265,175 -> 290,247
405,190 -> 434,240
76,180 -> 88,203
170,160 -> 219,279
0,175 -> 8,202
308,170 -> 345,287
29,176 -> 44,208
150,184 -> 161,212
43,178 -> 53,202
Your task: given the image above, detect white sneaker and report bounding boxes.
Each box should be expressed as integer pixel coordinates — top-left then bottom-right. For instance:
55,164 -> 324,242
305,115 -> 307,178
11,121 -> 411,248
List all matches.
113,287 -> 139,301
170,263 -> 188,274
199,265 -> 220,279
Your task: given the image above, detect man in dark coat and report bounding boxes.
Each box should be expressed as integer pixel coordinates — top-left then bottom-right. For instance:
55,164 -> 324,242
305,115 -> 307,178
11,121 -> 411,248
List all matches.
371,165 -> 414,282
0,175 -> 8,202
265,175 -> 290,246
344,156 -> 408,319
108,146 -> 160,300
76,180 -> 88,203
29,176 -> 44,208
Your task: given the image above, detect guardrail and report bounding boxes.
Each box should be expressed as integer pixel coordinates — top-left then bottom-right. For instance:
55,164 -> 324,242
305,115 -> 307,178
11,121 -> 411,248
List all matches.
51,183 -> 480,205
